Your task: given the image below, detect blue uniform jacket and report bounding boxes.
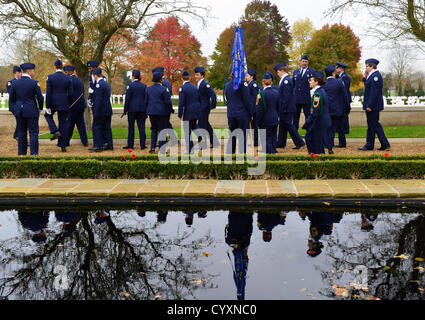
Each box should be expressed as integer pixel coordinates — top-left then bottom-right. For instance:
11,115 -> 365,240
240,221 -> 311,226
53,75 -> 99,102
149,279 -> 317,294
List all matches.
10,75 -> 44,118
178,81 -> 201,121
363,71 -> 384,112
258,212 -> 286,232
293,67 -> 316,105
248,80 -> 260,114
46,71 -> 73,111
146,83 -> 173,116
256,86 -> 279,127
225,82 -> 252,119
162,78 -> 173,98
339,72 -> 352,104
279,75 -> 296,113
304,87 -> 332,129
124,80 -> 147,114
198,79 -> 217,111
324,77 -> 350,117
6,78 -> 18,113
18,211 -> 49,232
69,75 -> 87,111
92,78 -> 112,118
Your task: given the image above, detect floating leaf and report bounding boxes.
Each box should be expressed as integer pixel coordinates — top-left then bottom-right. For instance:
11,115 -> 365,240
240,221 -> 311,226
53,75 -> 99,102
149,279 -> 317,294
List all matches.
415,257 -> 425,262
192,279 -> 203,285
414,267 -> 425,273
202,252 -> 211,257
365,296 -> 380,300
418,288 -> 424,292
154,295 -> 162,299
383,266 -> 391,270
323,202 -> 331,206
57,244 -> 64,247
121,292 -> 131,297
410,280 -> 419,283
332,285 -> 348,297
393,254 -> 409,259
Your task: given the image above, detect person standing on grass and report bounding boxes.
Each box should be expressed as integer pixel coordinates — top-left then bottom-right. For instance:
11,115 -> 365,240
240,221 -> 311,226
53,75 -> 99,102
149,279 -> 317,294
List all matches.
302,70 -> 331,155
335,61 -> 352,141
122,69 -> 148,151
147,72 -> 174,154
323,64 -> 350,155
63,65 -> 88,148
6,66 -> 22,141
178,70 -> 201,154
89,68 -> 113,152
9,63 -> 44,156
358,59 -> 391,151
274,62 -> 305,150
44,58 -> 73,152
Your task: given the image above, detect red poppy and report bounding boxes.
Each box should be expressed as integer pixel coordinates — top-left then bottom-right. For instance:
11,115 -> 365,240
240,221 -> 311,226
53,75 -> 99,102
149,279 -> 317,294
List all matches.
122,155 -> 126,160
384,153 -> 389,158
310,153 -> 314,157
131,154 -> 136,160
128,148 -> 133,153
315,154 -> 319,158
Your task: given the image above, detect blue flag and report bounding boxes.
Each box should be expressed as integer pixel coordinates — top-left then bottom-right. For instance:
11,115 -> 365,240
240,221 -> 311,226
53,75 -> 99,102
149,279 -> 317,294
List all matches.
232,27 -> 248,90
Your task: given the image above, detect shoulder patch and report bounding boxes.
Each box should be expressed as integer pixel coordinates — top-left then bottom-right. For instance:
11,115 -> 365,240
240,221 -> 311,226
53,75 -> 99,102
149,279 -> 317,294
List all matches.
253,83 -> 257,88
179,87 -> 182,92
206,84 -> 211,88
7,82 -> 11,86
284,80 -> 288,84
374,76 -> 379,82
37,82 -> 40,87
313,95 -> 320,108
126,85 -> 129,90
166,88 -> 169,92
96,84 -> 100,88
244,82 -> 248,87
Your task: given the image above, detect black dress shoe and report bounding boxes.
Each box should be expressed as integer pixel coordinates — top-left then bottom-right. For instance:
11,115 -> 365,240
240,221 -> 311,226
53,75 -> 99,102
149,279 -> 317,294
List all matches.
103,146 -> 114,151
140,146 -> 148,150
83,143 -> 88,147
378,145 -> 391,151
358,146 -> 373,151
50,131 -> 61,141
335,145 -> 346,148
149,149 -> 156,154
89,147 -> 103,152
122,146 -> 132,149
61,147 -> 67,152
328,149 -> 334,155
293,142 -> 306,150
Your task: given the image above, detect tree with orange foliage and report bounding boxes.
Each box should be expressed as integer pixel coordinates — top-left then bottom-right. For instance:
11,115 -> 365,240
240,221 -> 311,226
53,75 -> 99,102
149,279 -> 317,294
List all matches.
130,16 -> 207,93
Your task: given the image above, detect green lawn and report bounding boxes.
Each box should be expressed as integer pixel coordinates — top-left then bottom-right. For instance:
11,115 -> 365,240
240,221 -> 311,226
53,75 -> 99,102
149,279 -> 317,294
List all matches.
39,126 -> 425,140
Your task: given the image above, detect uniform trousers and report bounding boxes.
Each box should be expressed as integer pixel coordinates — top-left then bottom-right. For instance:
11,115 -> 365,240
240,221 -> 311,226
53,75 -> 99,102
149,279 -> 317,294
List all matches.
66,109 -> 88,146
127,112 -> 147,149
365,111 -> 390,149
149,115 -> 169,152
17,117 -> 39,156
227,116 -> 250,154
277,112 -> 304,148
294,103 -> 311,130
305,126 -> 326,155
93,115 -> 113,149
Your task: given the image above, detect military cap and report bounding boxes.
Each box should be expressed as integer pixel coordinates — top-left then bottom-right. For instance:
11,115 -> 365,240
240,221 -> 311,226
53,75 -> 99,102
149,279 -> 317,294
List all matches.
86,61 -> 99,68
301,54 -> 309,61
248,69 -> 257,76
20,63 -> 35,70
336,61 -> 348,68
63,65 -> 75,72
365,58 -> 379,66
324,65 -> 336,77
132,69 -> 141,78
194,66 -> 205,74
152,71 -> 163,82
13,66 -> 22,73
182,70 -> 190,77
262,72 -> 273,80
92,68 -> 102,75
152,67 -> 164,74
311,70 -> 324,78
273,62 -> 287,72
54,58 -> 63,67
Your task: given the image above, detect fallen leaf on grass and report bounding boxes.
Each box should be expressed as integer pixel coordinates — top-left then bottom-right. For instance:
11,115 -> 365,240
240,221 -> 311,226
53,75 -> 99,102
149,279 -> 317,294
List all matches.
393,254 -> 409,260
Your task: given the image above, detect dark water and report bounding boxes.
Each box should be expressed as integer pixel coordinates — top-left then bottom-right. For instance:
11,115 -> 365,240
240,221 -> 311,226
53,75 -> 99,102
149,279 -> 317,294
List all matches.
0,207 -> 424,301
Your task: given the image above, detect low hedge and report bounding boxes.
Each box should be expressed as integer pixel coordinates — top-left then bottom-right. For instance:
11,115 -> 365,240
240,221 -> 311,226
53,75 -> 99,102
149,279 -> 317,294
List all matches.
1,159 -> 425,179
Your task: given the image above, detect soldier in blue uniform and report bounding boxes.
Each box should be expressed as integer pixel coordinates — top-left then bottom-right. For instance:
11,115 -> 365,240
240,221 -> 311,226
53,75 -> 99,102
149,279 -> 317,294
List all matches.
157,210 -> 168,224
151,67 -> 178,150
86,60 -> 99,106
247,69 -> 259,147
361,213 -> 378,232
18,211 -> 49,243
55,211 -> 82,234
6,66 -> 22,141
178,70 -> 201,154
63,65 -> 88,147
359,59 -> 391,151
335,61 -> 352,140
194,66 -> 219,148
257,211 -> 287,242
225,210 -> 253,300
324,65 -> 350,154
9,63 -> 44,156
274,62 -> 305,149
147,72 -> 174,154
255,72 -> 279,154
224,75 -> 252,154
123,69 -> 148,150
89,68 -> 113,152
293,55 -> 316,130
44,59 -> 73,152
302,71 -> 332,155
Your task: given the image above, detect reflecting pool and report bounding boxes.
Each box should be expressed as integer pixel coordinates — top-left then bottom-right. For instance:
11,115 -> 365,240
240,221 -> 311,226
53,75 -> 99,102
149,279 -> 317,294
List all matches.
0,207 -> 424,300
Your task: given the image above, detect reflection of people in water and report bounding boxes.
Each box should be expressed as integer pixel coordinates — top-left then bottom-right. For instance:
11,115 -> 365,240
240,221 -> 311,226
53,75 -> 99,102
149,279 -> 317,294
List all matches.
157,210 -> 168,224
197,210 -> 207,219
225,211 -> 253,301
305,212 -> 343,258
361,213 -> 378,232
95,210 -> 111,225
137,211 -> 146,218
55,211 -> 82,234
18,211 -> 50,243
257,211 -> 287,242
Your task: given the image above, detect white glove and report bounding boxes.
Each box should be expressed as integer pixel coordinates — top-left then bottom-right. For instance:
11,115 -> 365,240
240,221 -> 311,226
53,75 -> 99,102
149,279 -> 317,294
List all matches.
45,108 -> 52,115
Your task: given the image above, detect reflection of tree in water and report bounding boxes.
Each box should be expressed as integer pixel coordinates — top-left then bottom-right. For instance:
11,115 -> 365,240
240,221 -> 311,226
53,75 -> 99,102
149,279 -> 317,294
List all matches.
315,213 -> 425,300
0,210 -> 216,300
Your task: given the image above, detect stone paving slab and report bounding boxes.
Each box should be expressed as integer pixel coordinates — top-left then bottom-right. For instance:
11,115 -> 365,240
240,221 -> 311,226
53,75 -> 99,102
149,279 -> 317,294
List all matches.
0,179 -> 423,199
